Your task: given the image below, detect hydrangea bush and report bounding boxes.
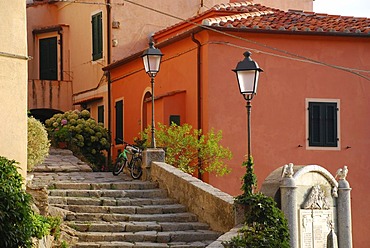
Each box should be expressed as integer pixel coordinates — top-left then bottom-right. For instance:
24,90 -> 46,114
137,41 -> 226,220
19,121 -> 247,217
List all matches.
45,110 -> 110,171
27,116 -> 50,171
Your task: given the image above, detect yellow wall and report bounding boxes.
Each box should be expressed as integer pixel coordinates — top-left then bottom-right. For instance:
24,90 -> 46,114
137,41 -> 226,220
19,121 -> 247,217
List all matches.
0,0 -> 28,179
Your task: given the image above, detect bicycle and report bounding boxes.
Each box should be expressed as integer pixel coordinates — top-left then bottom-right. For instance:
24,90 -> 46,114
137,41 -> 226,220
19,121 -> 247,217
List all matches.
112,141 -> 143,179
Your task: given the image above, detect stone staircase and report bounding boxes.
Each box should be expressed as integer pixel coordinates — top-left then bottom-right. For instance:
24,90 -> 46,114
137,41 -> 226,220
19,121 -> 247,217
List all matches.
47,179 -> 221,247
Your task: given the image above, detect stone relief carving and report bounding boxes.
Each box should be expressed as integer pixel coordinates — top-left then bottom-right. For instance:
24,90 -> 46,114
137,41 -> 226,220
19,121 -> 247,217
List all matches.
281,163 -> 294,178
335,165 -> 348,180
302,185 -> 330,210
332,186 -> 338,198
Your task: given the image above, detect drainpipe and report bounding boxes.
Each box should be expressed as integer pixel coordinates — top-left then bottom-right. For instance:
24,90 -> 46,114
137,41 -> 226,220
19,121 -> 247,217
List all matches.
58,29 -> 63,81
107,0 -> 112,167
191,33 -> 202,180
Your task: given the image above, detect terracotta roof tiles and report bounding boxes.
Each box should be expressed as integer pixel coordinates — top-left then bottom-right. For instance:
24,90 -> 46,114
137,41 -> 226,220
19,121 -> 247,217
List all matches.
202,2 -> 370,34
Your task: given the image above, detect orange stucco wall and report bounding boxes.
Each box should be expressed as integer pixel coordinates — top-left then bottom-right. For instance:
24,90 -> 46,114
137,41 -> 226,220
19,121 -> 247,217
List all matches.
111,29 -> 369,246
204,31 -> 369,247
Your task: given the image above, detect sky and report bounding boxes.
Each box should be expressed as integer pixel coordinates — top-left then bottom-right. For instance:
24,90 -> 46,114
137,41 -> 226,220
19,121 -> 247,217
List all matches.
313,0 -> 370,18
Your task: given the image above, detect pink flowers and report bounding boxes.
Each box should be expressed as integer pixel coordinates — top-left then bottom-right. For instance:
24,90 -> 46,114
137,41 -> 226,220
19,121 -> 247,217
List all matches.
61,119 -> 68,126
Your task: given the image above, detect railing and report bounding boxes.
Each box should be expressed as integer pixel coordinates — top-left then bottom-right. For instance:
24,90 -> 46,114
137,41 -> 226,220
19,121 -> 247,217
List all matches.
28,79 -> 73,111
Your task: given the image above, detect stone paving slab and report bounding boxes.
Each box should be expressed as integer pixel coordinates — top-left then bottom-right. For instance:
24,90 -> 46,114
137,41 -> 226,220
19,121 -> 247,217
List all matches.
32,148 -> 93,173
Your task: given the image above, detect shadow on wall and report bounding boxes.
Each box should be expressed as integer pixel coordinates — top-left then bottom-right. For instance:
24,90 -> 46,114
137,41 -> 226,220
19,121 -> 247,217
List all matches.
29,108 -> 63,123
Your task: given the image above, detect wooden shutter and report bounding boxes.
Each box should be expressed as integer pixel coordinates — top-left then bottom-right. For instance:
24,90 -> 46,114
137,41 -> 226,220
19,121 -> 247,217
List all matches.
39,37 -> 57,80
115,100 -> 123,144
98,105 -> 104,124
92,12 -> 103,61
309,102 -> 338,147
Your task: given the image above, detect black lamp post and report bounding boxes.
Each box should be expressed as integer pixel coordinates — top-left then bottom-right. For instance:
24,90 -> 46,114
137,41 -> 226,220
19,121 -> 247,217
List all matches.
142,42 -> 163,148
233,51 -> 263,162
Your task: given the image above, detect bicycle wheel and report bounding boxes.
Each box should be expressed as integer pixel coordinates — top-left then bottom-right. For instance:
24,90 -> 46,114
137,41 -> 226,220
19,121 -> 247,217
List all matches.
130,157 -> 142,179
112,157 -> 126,176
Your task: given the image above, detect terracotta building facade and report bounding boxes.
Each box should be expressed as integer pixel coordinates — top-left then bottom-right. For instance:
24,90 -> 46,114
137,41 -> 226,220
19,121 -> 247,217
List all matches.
104,2 -> 370,246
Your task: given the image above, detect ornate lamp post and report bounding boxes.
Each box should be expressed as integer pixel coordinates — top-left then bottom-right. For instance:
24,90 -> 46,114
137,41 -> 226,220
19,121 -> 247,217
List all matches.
233,51 -> 263,163
142,42 -> 163,148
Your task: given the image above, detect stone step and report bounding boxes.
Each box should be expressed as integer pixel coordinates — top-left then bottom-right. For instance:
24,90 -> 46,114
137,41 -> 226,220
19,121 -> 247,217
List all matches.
74,240 -> 214,248
76,230 -> 220,243
49,189 -> 168,198
49,196 -> 176,206
49,182 -> 159,190
67,221 -> 209,232
53,204 -> 187,214
65,212 -> 198,223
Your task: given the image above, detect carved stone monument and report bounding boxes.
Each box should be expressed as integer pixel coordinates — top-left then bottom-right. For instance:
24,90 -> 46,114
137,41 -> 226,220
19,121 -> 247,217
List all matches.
261,164 -> 352,248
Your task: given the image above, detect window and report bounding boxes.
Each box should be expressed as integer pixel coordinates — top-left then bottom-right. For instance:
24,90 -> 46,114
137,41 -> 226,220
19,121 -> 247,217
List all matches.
115,100 -> 123,145
98,105 -> 104,124
169,115 -> 180,126
39,37 -> 58,80
308,101 -> 338,147
92,12 -> 102,61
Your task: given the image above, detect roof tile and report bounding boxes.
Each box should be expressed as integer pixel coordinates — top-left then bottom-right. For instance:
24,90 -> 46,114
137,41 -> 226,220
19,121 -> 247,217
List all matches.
204,1 -> 370,35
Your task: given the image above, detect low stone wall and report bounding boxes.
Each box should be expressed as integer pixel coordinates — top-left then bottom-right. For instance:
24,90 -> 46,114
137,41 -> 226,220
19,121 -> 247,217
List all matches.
150,162 -> 241,233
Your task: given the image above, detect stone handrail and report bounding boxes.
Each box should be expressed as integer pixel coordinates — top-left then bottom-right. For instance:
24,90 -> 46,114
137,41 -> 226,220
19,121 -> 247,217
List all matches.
150,161 -> 242,233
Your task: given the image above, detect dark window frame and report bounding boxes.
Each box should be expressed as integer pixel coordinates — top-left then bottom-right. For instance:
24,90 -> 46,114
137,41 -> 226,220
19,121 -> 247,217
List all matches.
92,12 -> 103,61
308,101 -> 338,147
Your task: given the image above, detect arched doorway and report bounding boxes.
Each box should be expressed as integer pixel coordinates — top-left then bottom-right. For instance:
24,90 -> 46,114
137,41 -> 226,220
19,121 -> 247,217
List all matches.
142,91 -> 152,131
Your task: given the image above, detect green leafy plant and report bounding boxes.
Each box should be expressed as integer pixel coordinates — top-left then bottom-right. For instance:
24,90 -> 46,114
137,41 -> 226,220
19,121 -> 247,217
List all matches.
28,116 -> 50,171
223,159 -> 290,248
45,110 -> 110,171
138,123 -> 232,176
0,156 -> 54,247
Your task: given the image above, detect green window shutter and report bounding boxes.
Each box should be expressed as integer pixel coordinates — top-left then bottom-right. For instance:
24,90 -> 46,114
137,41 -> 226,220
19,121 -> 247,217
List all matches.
115,100 -> 123,145
92,12 -> 103,61
39,37 -> 58,80
309,102 -> 338,147
98,105 -> 104,124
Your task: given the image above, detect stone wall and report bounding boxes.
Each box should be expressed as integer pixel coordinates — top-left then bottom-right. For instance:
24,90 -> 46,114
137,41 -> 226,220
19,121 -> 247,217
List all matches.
150,162 -> 241,233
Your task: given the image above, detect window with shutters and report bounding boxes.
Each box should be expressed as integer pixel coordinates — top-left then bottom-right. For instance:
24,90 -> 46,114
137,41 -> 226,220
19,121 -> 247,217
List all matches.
307,100 -> 339,148
92,12 -> 103,61
115,100 -> 123,145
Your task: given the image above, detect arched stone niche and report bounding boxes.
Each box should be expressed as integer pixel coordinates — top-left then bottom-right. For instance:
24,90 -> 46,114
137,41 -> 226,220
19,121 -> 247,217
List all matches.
261,164 -> 352,248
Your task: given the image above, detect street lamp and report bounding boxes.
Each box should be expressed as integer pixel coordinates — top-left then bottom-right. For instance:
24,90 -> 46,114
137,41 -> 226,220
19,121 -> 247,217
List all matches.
233,51 -> 263,162
142,41 -> 163,148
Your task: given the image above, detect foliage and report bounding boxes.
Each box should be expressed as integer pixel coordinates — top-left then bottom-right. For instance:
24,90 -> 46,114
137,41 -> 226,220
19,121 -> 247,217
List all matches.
223,158 -> 290,248
240,158 -> 257,196
139,123 -> 232,176
0,156 -> 56,247
27,116 -> 50,171
45,110 -> 110,171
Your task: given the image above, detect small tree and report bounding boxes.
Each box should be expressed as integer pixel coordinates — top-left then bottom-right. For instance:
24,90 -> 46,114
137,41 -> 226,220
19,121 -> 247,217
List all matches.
139,123 -> 232,176
27,116 -> 50,171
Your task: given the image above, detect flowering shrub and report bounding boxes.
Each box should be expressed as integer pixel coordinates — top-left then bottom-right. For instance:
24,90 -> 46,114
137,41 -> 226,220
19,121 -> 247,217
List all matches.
45,110 -> 110,171
27,116 -> 50,171
139,123 -> 232,176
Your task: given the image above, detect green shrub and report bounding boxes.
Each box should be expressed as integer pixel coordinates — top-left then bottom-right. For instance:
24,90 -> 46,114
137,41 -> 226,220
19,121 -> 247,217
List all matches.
223,159 -> 290,248
139,123 -> 232,176
28,116 -> 50,171
0,157 -> 52,247
45,110 -> 110,171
